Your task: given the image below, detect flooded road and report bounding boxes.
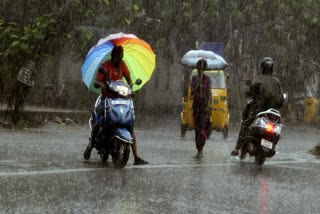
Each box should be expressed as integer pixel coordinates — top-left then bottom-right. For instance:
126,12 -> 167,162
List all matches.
0,119 -> 319,214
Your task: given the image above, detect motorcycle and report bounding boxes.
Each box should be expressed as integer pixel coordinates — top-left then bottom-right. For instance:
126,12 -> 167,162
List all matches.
89,79 -> 142,168
240,108 -> 282,166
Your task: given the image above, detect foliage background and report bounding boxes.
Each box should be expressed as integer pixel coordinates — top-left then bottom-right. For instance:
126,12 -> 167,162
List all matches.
1,0 -> 320,123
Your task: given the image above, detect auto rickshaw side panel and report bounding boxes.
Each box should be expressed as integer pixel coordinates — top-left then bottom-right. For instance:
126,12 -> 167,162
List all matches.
181,87 -> 195,129
211,88 -> 229,130
304,97 -> 319,123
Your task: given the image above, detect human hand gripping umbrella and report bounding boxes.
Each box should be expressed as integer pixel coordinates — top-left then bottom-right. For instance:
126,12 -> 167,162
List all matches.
81,32 -> 156,94
181,49 -> 227,70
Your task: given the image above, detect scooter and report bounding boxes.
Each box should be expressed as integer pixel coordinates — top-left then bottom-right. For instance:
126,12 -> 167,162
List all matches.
89,79 -> 142,168
240,108 -> 282,166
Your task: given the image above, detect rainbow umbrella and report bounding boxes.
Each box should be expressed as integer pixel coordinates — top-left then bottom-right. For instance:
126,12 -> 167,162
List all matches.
82,32 -> 156,94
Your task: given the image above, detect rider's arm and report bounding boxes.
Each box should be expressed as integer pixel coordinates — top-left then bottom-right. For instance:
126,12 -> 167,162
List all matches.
249,81 -> 263,100
122,62 -> 133,88
94,80 -> 106,89
277,80 -> 284,108
124,74 -> 133,88
245,87 -> 253,98
95,67 -> 107,89
247,81 -> 255,98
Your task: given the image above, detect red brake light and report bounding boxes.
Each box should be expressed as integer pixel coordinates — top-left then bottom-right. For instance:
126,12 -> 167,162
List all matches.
266,124 -> 274,132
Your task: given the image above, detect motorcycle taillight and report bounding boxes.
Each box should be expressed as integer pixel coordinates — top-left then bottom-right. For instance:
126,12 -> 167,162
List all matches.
266,124 -> 274,132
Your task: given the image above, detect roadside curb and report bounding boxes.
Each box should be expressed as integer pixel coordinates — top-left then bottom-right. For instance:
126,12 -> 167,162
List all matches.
0,106 -> 91,124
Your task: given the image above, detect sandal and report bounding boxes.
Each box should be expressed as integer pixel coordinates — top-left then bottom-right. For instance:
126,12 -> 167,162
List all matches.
83,141 -> 93,160
193,152 -> 204,159
230,148 -> 239,156
193,150 -> 204,159
133,157 -> 149,165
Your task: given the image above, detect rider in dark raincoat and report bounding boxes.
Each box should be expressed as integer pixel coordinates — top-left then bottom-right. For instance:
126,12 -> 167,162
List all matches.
231,57 -> 284,156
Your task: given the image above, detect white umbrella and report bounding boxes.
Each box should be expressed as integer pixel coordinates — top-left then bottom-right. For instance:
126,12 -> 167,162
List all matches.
181,50 -> 228,70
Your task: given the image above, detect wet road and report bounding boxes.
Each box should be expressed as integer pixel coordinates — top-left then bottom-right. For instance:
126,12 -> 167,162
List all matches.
0,119 -> 319,214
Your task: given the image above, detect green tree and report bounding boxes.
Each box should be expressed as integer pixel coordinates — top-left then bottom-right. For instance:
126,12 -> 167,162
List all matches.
1,0 -> 320,123
0,0 -> 109,124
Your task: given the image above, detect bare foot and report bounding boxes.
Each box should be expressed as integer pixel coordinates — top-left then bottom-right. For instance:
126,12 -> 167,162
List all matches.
193,151 -> 204,159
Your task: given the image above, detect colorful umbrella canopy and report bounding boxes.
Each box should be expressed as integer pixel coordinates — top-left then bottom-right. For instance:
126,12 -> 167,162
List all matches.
180,50 -> 228,70
82,32 -> 156,94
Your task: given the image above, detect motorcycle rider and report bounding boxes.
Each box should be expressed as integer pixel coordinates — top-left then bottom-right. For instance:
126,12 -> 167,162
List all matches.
231,57 -> 284,156
83,45 -> 148,165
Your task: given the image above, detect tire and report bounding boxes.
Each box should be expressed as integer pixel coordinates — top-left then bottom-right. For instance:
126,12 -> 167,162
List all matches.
181,124 -> 186,138
100,153 -> 109,166
255,150 -> 266,166
112,142 -> 130,168
43,87 -> 55,107
239,143 -> 248,160
223,127 -> 228,139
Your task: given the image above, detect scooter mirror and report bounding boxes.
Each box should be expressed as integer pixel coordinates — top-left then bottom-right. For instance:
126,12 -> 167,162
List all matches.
283,93 -> 287,100
135,78 -> 142,86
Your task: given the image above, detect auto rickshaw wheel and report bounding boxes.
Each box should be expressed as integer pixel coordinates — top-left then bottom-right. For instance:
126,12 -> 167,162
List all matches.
181,124 -> 186,138
223,127 -> 228,139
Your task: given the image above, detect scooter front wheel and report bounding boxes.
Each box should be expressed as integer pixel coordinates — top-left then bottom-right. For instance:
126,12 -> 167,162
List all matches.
112,142 -> 130,168
100,153 -> 109,166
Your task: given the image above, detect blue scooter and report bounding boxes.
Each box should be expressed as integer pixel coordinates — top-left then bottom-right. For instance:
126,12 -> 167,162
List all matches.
89,79 -> 142,168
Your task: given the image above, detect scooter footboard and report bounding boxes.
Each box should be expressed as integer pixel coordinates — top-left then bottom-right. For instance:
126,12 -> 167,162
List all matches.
114,128 -> 133,144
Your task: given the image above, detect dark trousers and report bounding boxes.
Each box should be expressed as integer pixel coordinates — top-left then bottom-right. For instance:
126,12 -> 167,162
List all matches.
235,100 -> 261,149
195,128 -> 206,151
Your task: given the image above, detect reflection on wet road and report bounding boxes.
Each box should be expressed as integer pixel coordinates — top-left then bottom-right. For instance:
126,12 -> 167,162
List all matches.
0,120 -> 319,213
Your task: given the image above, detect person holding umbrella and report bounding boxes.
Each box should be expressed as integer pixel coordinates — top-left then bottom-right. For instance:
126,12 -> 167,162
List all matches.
191,59 -> 212,158
83,45 -> 148,165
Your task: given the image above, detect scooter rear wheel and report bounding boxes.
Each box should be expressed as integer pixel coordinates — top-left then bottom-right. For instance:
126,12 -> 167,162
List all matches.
240,144 -> 248,160
255,151 -> 266,166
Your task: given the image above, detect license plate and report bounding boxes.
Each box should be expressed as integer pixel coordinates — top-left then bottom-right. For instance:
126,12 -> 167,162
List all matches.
261,139 -> 273,149
112,100 -> 130,105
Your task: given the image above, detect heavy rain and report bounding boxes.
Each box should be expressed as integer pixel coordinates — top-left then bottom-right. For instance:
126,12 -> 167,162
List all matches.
0,1 -> 320,213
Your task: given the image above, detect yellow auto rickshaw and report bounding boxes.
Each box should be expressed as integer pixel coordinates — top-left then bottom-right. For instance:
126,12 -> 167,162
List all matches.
180,69 -> 230,138
286,85 -> 320,126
